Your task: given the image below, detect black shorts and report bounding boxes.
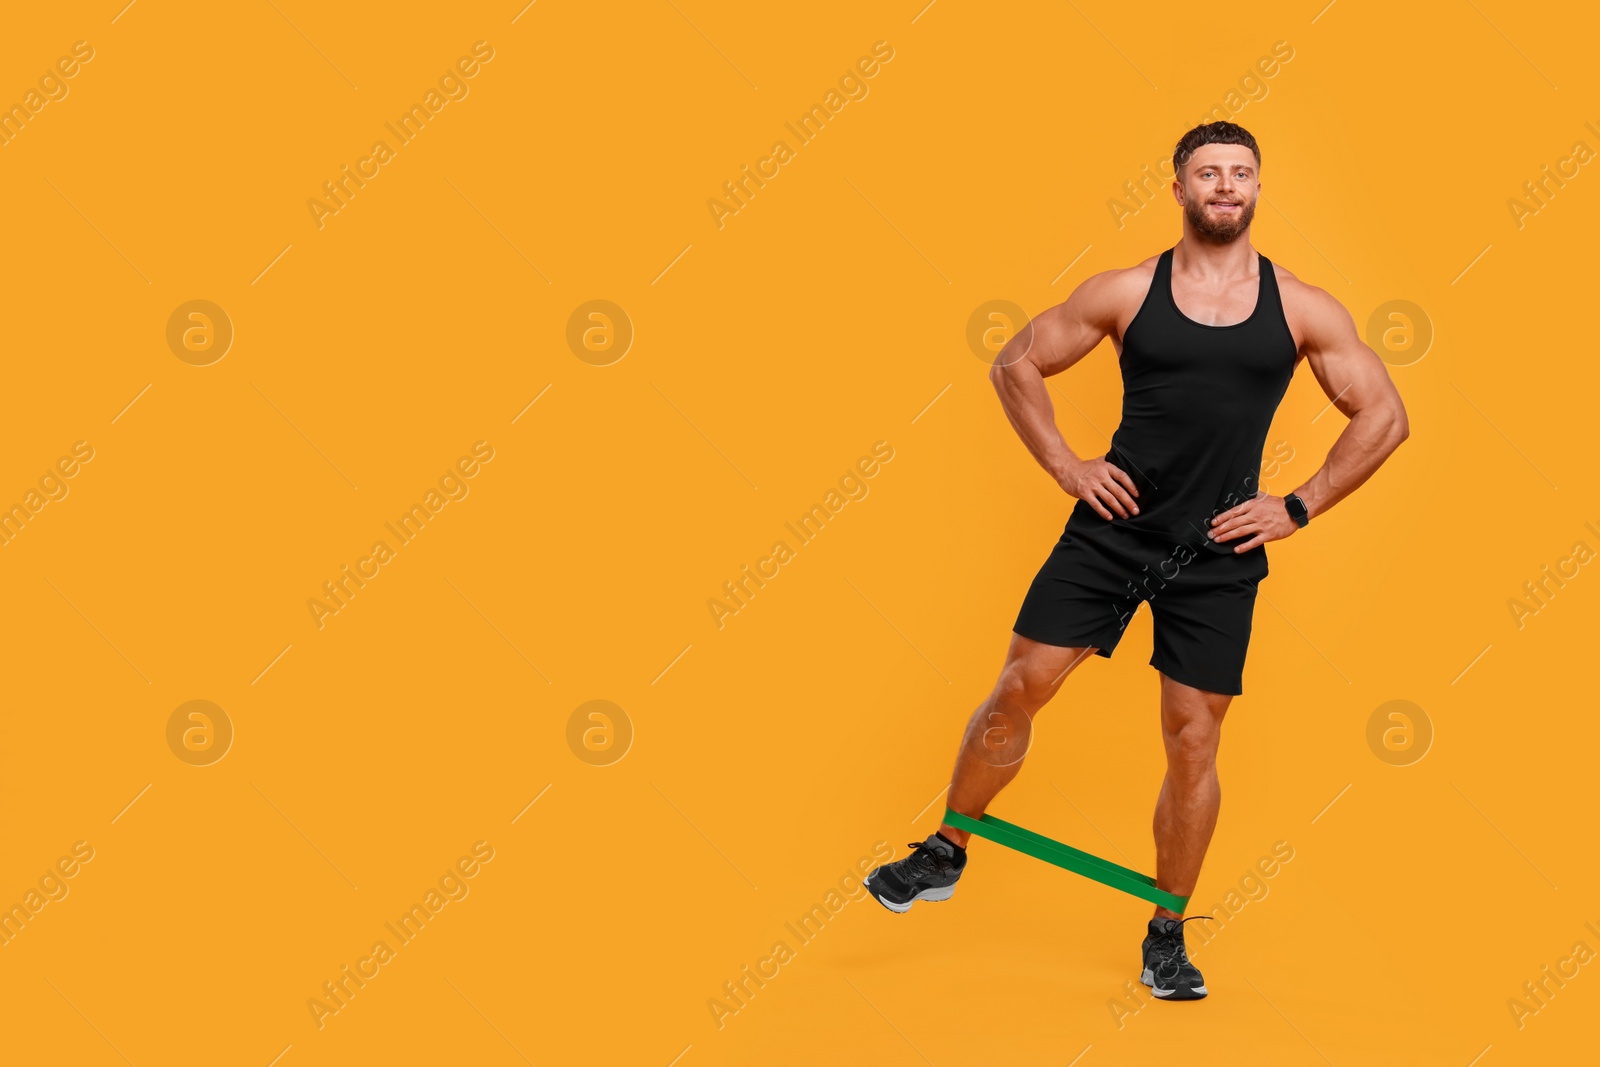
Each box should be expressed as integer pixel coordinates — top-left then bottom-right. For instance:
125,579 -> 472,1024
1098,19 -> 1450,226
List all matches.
1012,516 -> 1269,695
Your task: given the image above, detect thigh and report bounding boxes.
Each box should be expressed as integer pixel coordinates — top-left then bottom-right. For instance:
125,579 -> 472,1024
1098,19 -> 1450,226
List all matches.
972,634 -> 1098,767
999,631 -> 1099,700
1013,522 -> 1143,656
1146,547 -> 1268,697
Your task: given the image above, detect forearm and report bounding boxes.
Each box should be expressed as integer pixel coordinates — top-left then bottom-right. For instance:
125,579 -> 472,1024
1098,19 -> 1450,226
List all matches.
1291,402 -> 1408,521
990,361 -> 1080,484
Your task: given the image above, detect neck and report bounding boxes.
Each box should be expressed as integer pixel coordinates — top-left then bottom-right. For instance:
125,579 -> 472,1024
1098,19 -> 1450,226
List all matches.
1172,234 -> 1256,279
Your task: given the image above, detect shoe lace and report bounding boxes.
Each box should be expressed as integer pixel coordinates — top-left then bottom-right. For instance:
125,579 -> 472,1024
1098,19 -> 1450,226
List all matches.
902,840 -> 956,876
1151,915 -> 1211,977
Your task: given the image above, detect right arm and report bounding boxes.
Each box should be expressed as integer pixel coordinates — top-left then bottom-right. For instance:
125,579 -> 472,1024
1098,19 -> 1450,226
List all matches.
987,272 -> 1140,520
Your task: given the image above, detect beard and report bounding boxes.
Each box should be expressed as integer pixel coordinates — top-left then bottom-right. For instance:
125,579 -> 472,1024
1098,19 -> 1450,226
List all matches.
1184,195 -> 1256,243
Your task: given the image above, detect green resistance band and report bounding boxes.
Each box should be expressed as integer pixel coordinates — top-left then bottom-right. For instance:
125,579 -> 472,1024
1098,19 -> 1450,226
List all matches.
942,807 -> 1189,912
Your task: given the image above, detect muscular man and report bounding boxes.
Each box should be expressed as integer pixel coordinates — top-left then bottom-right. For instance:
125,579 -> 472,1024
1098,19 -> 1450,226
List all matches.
865,121 -> 1409,1001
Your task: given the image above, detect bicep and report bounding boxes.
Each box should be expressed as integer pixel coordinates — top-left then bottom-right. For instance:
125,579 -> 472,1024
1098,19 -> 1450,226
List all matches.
1302,291 -> 1403,419
1000,273 -> 1118,378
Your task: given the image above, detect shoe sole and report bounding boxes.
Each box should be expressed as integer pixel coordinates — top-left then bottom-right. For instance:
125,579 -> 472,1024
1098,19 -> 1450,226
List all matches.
864,878 -> 956,914
1140,968 -> 1207,999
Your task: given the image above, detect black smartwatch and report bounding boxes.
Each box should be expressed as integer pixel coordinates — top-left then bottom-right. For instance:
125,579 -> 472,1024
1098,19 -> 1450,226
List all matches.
1284,492 -> 1310,528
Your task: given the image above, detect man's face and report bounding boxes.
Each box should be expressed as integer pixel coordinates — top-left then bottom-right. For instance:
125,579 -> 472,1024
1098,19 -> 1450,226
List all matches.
1177,145 -> 1259,243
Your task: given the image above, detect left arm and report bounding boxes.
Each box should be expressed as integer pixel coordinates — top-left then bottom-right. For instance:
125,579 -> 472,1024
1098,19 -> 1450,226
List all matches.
1208,285 -> 1411,552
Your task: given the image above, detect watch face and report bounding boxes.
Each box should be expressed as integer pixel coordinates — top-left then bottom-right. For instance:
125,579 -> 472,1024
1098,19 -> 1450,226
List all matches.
1287,495 -> 1308,525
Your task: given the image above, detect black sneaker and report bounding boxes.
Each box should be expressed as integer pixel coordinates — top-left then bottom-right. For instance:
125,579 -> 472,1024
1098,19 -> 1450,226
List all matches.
865,833 -> 965,913
1140,916 -> 1211,1000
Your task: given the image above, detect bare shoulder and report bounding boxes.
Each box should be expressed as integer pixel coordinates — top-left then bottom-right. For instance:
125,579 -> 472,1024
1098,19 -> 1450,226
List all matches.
1271,261 -> 1354,354
1059,252 -> 1162,342
1095,252 -> 1162,304
1011,253 -> 1164,375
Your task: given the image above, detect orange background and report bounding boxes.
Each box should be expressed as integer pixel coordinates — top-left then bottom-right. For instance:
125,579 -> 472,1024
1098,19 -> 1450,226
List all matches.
1,2 -> 1596,1065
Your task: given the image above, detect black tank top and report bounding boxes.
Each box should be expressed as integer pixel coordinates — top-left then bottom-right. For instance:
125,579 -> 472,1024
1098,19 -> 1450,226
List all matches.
1068,245 -> 1297,553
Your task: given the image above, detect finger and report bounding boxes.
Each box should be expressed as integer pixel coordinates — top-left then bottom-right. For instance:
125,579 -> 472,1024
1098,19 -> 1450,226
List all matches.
1083,489 -> 1113,521
1102,478 -> 1138,516
1094,483 -> 1130,519
1209,515 -> 1244,538
1214,501 -> 1261,531
1108,465 -> 1140,498
1213,520 -> 1257,542
1233,533 -> 1268,552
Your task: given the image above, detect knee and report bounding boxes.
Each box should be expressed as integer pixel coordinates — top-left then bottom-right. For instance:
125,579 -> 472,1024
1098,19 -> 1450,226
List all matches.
1165,720 -> 1220,773
993,663 -> 1059,716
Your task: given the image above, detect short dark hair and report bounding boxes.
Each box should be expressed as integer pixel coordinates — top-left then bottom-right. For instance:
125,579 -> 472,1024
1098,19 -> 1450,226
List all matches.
1174,121 -> 1260,177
